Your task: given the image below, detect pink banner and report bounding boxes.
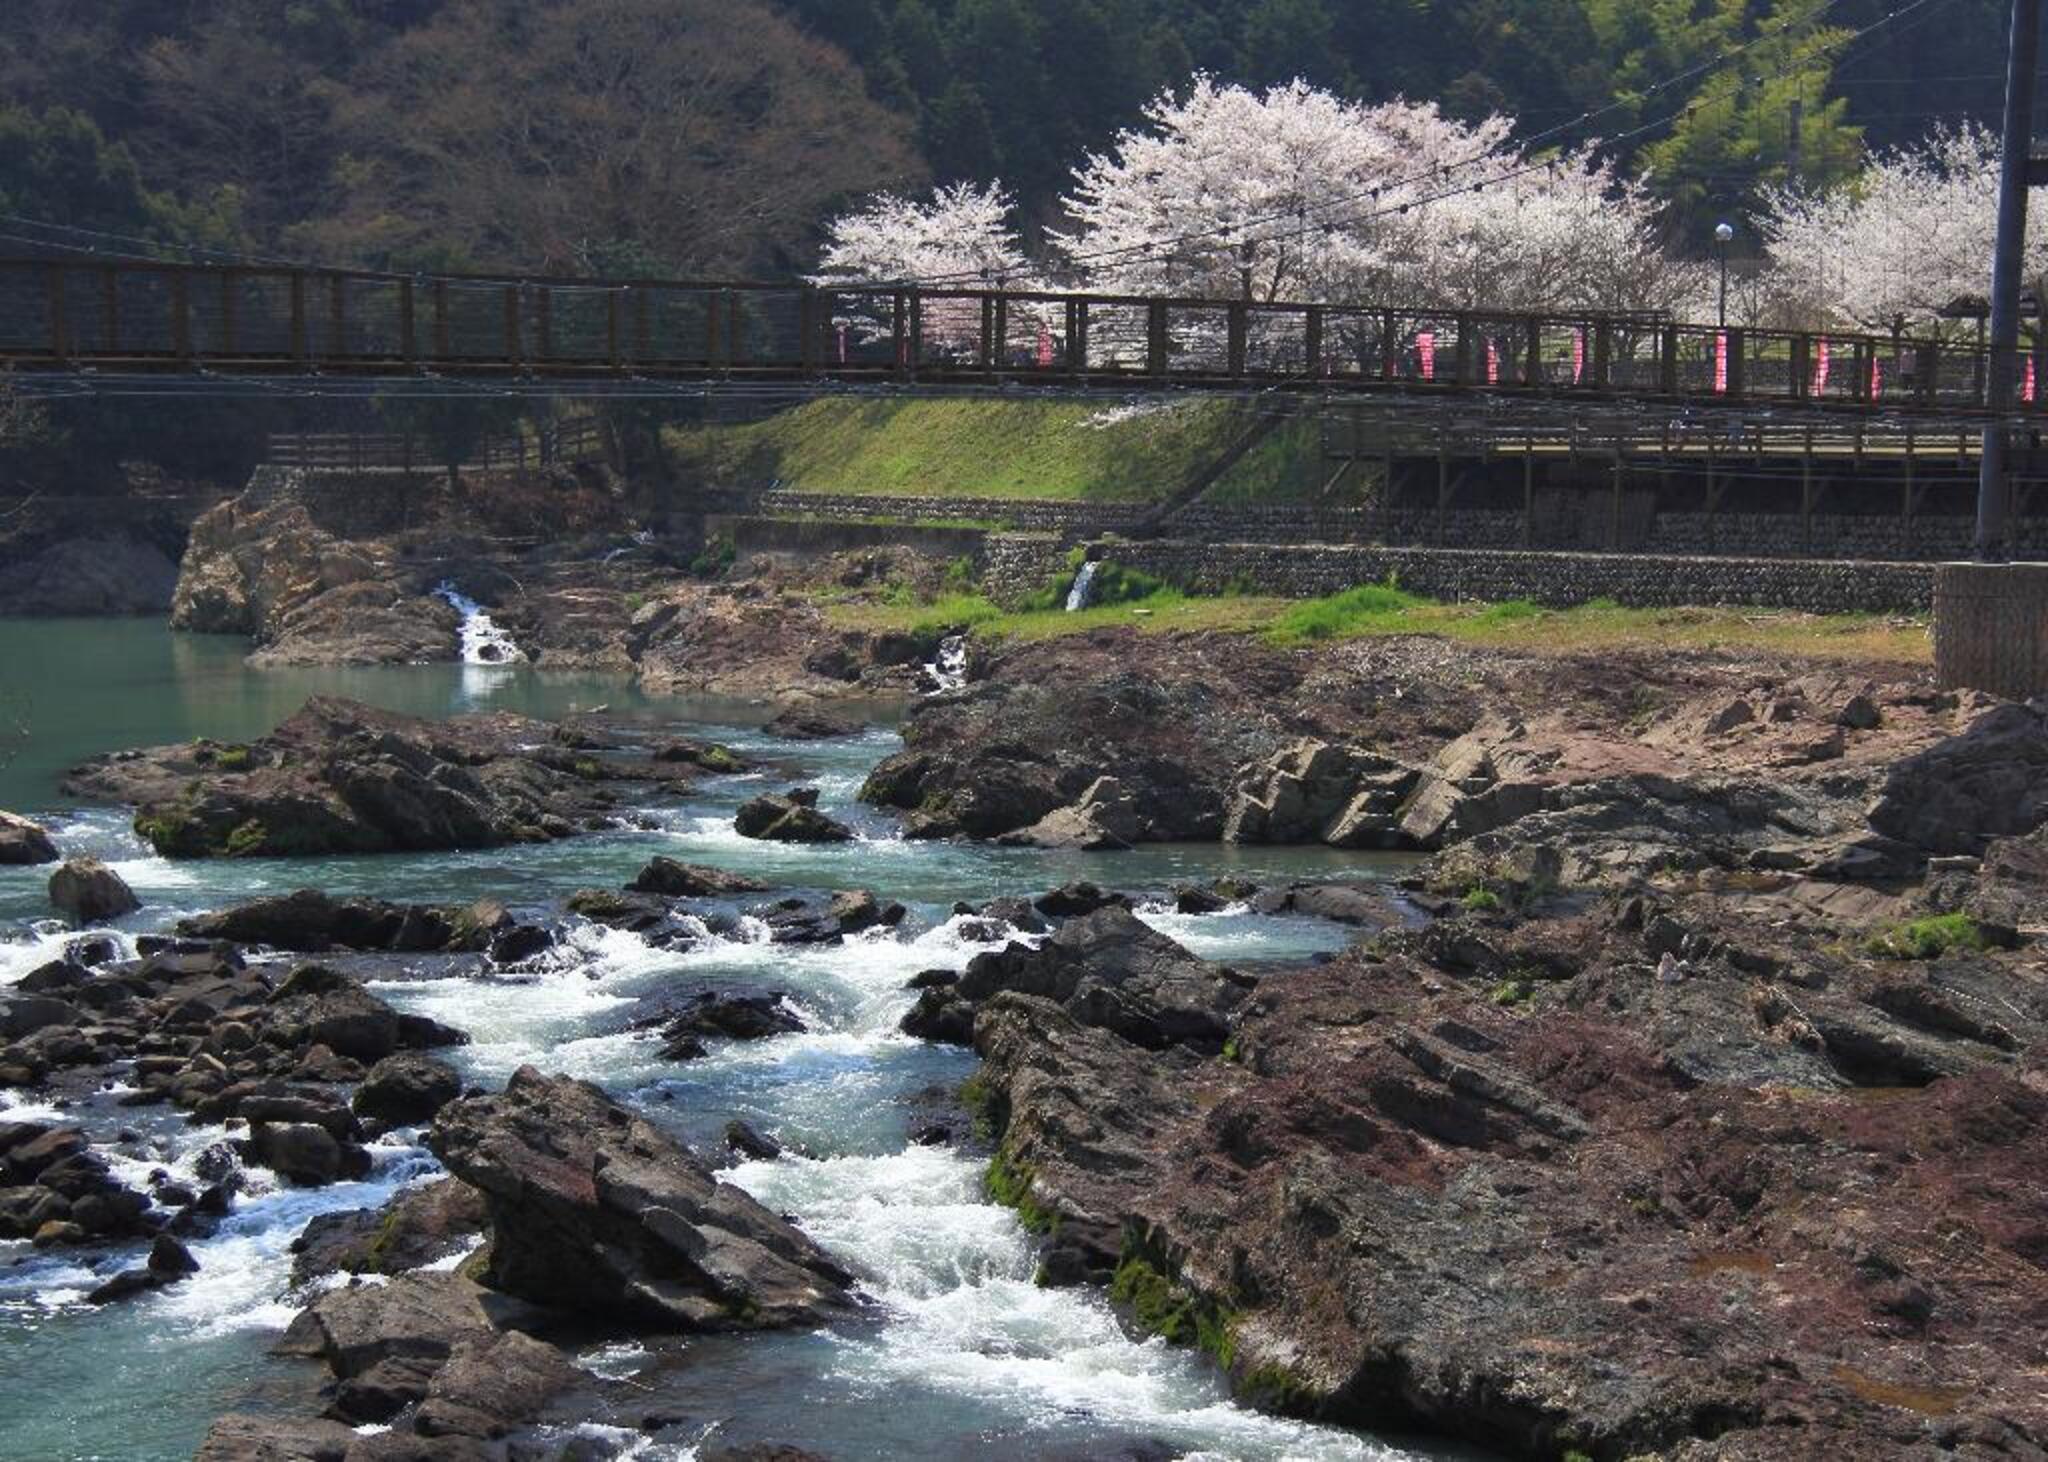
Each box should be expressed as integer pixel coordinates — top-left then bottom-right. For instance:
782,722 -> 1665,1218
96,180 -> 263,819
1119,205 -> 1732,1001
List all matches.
1812,337 -> 1830,395
1036,325 -> 1054,367
837,325 -> 848,365
1870,358 -> 1883,399
2028,356 -> 2037,405
1486,338 -> 1499,385
1714,332 -> 1728,393
1572,329 -> 1586,386
1417,331 -> 1436,381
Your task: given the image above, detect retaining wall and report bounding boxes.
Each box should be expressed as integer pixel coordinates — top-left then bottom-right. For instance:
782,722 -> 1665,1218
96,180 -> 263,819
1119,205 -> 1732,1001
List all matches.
740,487 -> 2028,565
984,535 -> 1937,615
708,514 -> 992,562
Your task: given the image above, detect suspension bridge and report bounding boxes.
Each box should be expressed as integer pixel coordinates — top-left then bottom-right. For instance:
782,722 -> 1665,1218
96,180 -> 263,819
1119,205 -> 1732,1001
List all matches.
0,257 -> 2035,426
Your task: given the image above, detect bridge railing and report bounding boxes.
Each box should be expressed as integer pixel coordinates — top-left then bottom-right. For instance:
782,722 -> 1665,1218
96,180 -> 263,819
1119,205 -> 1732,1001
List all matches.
0,257 -> 2031,419
266,418 -> 608,471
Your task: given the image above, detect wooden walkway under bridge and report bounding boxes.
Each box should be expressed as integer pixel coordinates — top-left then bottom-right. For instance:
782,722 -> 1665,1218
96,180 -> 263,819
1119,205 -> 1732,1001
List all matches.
1324,404 -> 2048,554
0,257 -> 2042,426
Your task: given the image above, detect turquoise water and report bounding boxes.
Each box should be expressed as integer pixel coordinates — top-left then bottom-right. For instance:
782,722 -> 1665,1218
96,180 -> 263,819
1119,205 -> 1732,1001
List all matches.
0,620 -> 1455,1462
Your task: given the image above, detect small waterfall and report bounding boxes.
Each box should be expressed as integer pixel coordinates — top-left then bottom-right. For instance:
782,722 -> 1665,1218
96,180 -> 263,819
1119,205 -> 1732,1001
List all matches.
434,582 -> 525,666
922,634 -> 968,694
1064,560 -> 1101,612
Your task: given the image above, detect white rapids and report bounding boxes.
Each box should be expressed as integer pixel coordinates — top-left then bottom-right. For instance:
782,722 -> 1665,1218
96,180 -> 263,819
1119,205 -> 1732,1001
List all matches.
1064,560 -> 1101,612
434,582 -> 526,666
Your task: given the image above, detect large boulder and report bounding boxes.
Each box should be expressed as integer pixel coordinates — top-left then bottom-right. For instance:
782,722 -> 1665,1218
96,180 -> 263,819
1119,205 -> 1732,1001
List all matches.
0,811 -> 58,866
413,1329 -> 578,1440
273,1270 -> 554,1424
651,993 -> 806,1059
733,790 -> 854,844
266,963 -> 467,1065
1868,700 -> 2048,855
47,858 -> 140,923
628,856 -> 769,897
249,1121 -> 370,1187
904,906 -> 1251,1053
426,1067 -> 852,1329
353,1053 -> 464,1126
290,1179 -> 490,1285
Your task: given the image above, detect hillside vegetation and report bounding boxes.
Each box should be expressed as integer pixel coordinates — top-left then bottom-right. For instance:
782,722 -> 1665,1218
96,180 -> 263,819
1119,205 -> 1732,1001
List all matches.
667,398 -> 1328,503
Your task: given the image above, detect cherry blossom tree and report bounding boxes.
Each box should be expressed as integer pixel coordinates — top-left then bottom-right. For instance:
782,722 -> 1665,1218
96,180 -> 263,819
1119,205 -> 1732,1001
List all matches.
1759,125 -> 2048,339
810,181 -> 1042,350
1051,76 -> 1692,317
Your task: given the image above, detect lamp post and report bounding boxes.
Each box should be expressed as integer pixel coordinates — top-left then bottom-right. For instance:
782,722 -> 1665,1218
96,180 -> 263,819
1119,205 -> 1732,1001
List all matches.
1715,221 -> 1735,328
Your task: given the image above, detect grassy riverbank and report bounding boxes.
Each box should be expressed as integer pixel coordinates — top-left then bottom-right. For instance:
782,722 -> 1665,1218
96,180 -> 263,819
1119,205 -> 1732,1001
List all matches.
665,397 -> 1326,503
820,580 -> 1932,664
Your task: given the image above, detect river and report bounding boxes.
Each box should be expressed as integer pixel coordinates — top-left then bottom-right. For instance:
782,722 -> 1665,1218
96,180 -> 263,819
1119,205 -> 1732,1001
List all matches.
0,619 -> 1459,1462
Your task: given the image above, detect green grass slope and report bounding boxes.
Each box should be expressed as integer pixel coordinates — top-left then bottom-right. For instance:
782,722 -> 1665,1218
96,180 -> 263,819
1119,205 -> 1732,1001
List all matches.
666,398 -> 1327,504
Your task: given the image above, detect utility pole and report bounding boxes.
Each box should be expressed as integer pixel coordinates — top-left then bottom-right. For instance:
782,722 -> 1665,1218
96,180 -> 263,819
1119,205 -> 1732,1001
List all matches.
1976,0 -> 2043,562
1787,97 -> 1804,186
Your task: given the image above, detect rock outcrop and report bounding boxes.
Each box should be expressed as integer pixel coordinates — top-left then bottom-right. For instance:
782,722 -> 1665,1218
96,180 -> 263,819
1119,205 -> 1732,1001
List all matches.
904,906 -> 1253,1053
761,707 -> 860,740
0,535 -> 182,618
733,789 -> 854,844
969,900 -> 2048,1459
1224,739 -> 1420,848
426,1067 -> 853,1329
170,496 -> 458,664
1868,698 -> 2048,855
65,697 -> 681,859
858,631 -> 1349,841
645,992 -> 807,1060
178,890 -> 551,962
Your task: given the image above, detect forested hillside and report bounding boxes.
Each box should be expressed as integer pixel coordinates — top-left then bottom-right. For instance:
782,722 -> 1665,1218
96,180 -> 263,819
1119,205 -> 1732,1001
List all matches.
0,0 -> 2019,275
778,0 -> 2013,231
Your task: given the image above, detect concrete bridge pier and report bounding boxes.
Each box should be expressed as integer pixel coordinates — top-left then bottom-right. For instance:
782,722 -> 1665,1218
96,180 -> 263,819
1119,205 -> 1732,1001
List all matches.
1935,561 -> 2048,699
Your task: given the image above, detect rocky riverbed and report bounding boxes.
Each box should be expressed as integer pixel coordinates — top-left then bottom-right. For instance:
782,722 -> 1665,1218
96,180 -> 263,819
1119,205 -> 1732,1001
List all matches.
4,579 -> 2045,1460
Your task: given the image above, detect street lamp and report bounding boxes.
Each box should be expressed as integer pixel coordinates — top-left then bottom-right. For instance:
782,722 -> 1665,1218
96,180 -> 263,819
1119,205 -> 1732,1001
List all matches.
1715,221 -> 1736,328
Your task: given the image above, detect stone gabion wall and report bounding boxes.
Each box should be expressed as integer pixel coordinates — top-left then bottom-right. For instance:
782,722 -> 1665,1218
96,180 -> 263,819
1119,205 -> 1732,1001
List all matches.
738,487 -> 2013,566
983,534 -> 1074,608
1004,539 -> 1937,615
747,489 -> 1377,543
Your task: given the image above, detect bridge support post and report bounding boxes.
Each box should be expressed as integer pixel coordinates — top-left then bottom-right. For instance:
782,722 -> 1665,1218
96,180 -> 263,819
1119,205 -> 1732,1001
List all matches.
1522,437 -> 1535,548
1801,428 -> 1816,553
1936,561 -> 2048,697
1977,0 -> 2042,559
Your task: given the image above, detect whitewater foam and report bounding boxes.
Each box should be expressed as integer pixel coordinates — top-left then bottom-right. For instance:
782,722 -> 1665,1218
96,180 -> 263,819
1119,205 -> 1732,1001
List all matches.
434,582 -> 526,666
